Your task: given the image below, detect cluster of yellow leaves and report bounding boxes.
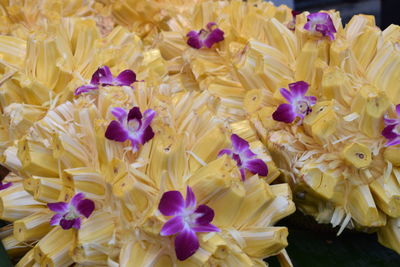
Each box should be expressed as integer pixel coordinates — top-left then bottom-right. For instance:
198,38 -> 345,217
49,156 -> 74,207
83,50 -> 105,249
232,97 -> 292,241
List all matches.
1,0 -> 400,265
0,1 -> 299,266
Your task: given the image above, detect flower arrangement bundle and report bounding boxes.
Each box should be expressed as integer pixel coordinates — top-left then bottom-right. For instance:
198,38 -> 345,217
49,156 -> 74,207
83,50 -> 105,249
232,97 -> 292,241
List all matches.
0,0 -> 399,266
0,78 -> 294,265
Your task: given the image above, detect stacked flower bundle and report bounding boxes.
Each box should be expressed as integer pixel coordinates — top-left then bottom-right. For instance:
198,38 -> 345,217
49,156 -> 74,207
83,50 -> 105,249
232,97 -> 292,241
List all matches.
0,0 -> 399,266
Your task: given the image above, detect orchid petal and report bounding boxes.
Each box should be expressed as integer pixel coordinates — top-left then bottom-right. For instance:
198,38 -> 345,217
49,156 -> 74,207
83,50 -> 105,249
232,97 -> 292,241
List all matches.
141,126 -> 155,144
72,217 -> 82,229
303,21 -> 312,31
396,104 -> 400,116
241,149 -> 257,159
114,70 -> 137,86
192,224 -> 220,233
280,88 -> 293,102
160,216 -> 185,236
206,22 -> 217,31
307,12 -> 330,21
97,66 -> 114,85
218,149 -> 233,157
203,28 -> 224,48
127,107 -> 143,121
129,138 -> 141,152
174,228 -> 199,261
272,103 -> 296,123
90,68 -> 101,85
47,202 -> 68,213
60,219 -> 76,230
384,117 -> 398,125
158,191 -> 185,216
49,214 -> 62,226
71,192 -> 85,208
105,121 -> 129,142
194,205 -> 214,225
0,182 -> 12,190
289,81 -> 309,96
240,168 -> 246,181
305,95 -> 317,105
185,186 -> 196,209
142,109 -> 156,129
382,125 -> 398,140
111,107 -> 127,123
315,24 -> 328,35
231,134 -> 250,153
244,158 -> 268,176
386,138 -> 400,147
76,199 -> 95,218
186,31 -> 203,49
232,154 -> 242,166
187,30 -> 199,38
74,84 -> 99,96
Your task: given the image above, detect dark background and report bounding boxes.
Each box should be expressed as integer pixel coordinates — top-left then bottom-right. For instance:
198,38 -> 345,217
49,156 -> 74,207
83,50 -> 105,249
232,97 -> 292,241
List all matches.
265,211 -> 400,266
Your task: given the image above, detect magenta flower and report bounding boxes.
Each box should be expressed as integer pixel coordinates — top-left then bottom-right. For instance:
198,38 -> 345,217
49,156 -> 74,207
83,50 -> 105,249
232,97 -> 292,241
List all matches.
218,134 -> 268,181
272,81 -> 316,124
105,106 -> 155,152
47,193 -> 95,230
75,66 -> 137,95
0,181 -> 12,190
159,186 -> 219,261
304,12 -> 336,40
186,22 -> 224,49
382,104 -> 400,146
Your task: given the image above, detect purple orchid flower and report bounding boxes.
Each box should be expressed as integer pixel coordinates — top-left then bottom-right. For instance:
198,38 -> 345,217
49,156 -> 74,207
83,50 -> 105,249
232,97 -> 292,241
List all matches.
75,66 -> 137,95
186,22 -> 224,49
159,186 -> 220,261
304,12 -> 337,40
0,181 -> 12,190
272,81 -> 316,124
382,104 -> 400,146
218,134 -> 268,181
105,106 -> 156,152
47,193 -> 95,230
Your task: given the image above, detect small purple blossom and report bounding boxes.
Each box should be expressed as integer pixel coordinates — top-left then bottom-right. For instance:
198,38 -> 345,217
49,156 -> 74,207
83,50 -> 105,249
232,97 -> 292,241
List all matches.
186,22 -> 224,49
159,186 -> 219,261
272,81 -> 316,124
218,134 -> 268,181
47,193 -> 95,230
304,12 -> 336,40
0,181 -> 12,191
382,104 -> 400,146
105,106 -> 156,152
75,66 -> 137,95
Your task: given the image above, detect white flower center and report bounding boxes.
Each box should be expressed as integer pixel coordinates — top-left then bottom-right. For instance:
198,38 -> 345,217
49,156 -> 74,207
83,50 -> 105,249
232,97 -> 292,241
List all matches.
199,29 -> 209,41
394,124 -> 400,135
127,119 -> 140,133
64,206 -> 79,220
182,208 -> 201,227
310,18 -> 325,32
295,99 -> 311,115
